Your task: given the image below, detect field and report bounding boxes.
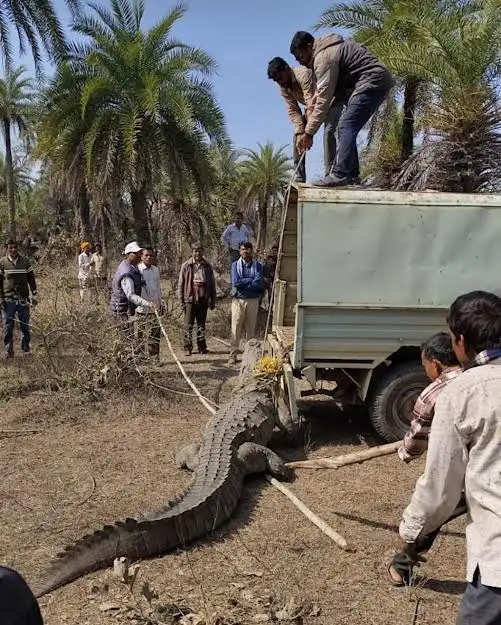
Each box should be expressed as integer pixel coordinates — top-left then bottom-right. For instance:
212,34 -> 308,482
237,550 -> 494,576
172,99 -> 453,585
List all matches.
0,276 -> 466,625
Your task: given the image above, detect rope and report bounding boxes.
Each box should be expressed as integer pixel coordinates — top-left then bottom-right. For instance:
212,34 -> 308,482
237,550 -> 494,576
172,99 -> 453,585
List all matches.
261,153 -> 305,356
154,310 -> 217,416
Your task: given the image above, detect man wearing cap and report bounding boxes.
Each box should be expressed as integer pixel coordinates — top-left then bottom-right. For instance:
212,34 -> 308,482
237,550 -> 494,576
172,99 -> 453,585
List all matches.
110,242 -> 156,342
78,242 -> 94,303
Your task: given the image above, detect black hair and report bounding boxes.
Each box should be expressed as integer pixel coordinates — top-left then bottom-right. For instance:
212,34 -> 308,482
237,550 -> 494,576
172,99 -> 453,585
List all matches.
191,241 -> 203,250
421,332 -> 458,367
240,242 -> 253,250
6,239 -> 17,246
290,31 -> 314,56
234,211 -> 243,218
447,290 -> 501,354
143,247 -> 154,253
267,56 -> 289,80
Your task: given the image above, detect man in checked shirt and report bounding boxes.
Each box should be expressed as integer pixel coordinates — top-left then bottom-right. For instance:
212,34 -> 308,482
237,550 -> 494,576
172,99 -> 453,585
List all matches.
389,332 -> 463,586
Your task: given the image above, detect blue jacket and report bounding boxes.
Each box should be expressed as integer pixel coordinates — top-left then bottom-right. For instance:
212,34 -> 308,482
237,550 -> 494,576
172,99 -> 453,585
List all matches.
231,259 -> 264,299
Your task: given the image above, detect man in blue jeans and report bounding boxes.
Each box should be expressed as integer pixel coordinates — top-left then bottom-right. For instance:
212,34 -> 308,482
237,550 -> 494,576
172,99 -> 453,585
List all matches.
290,31 -> 393,187
0,240 -> 38,358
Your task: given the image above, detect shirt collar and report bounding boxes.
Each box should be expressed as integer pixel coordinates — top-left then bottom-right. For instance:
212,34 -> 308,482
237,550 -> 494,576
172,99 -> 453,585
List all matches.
7,255 -> 19,264
464,349 -> 501,371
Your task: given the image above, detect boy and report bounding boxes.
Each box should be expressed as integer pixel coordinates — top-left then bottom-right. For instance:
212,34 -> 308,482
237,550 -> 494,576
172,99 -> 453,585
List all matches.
389,332 -> 462,585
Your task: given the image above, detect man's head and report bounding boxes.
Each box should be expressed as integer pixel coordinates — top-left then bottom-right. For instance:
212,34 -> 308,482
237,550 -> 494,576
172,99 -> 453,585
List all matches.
269,244 -> 279,260
191,241 -> 203,263
123,241 -> 143,265
421,332 -> 459,381
447,291 -> 501,365
6,239 -> 18,259
80,241 -> 91,254
142,247 -> 154,268
290,31 -> 315,68
267,57 -> 293,89
233,212 -> 244,228
240,241 -> 253,262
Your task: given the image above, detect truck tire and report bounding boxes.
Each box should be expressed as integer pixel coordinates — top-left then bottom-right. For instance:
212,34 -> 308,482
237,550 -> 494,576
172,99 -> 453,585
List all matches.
368,361 -> 428,443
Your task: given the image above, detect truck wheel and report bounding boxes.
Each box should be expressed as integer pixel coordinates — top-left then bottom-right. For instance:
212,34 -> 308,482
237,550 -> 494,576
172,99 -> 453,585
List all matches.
368,361 -> 428,443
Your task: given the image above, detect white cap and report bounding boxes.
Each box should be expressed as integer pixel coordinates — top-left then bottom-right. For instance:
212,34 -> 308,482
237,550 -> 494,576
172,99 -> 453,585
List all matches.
123,241 -> 143,255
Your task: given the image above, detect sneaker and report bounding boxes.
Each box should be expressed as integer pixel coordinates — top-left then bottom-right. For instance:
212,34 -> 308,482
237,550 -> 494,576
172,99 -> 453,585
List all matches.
311,174 -> 354,187
199,348 -> 209,355
294,173 -> 306,183
184,349 -> 192,357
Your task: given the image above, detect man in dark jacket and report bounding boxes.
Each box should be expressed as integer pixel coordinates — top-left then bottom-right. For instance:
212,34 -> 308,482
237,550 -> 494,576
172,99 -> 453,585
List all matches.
178,242 -> 216,356
290,31 -> 393,187
228,242 -> 264,366
0,240 -> 38,358
0,566 -> 43,624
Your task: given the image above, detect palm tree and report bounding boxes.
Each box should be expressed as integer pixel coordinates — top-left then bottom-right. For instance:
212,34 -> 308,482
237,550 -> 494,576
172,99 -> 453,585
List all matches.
0,67 -> 32,238
69,0 -> 226,243
239,142 -> 291,252
0,0 -> 81,73
391,0 -> 501,191
37,63 -> 93,239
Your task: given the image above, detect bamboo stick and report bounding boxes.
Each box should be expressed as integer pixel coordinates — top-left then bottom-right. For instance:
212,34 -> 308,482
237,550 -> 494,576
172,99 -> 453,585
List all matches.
265,475 -> 351,552
286,440 -> 402,470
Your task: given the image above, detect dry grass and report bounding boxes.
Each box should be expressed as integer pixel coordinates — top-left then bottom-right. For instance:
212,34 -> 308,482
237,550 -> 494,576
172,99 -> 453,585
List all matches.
0,266 -> 467,625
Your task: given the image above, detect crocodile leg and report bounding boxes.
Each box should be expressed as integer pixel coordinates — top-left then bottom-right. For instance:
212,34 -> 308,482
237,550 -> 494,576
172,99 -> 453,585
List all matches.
175,443 -> 200,471
237,442 -> 293,481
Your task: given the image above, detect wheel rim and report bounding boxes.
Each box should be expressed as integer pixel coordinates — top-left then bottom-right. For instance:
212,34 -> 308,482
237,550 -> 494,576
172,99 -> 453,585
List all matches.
388,381 -> 425,436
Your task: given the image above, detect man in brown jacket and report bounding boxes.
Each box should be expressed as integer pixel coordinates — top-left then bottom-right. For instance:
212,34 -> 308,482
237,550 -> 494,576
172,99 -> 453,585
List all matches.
290,31 -> 393,187
178,242 -> 216,356
267,56 -> 345,182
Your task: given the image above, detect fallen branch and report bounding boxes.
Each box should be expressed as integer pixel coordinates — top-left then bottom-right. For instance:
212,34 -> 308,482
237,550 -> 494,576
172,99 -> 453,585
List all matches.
286,440 -> 402,470
265,475 -> 351,552
0,428 -> 42,435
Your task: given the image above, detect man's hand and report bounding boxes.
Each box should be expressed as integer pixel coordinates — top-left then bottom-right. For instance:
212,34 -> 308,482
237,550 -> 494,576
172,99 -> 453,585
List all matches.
397,539 -> 427,565
298,133 -> 313,154
31,295 -> 39,307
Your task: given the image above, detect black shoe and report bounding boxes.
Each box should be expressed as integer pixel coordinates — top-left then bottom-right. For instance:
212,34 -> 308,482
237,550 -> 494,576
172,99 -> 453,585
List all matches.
184,349 -> 192,357
311,174 -> 354,187
198,348 -> 209,355
294,173 -> 306,183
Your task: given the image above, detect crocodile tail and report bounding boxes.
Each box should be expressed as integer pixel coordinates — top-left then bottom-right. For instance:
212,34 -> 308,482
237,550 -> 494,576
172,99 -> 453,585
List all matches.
32,516 -> 175,598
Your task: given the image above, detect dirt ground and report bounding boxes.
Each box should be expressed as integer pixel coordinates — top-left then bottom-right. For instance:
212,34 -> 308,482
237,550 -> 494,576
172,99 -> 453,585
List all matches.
1,334 -> 467,625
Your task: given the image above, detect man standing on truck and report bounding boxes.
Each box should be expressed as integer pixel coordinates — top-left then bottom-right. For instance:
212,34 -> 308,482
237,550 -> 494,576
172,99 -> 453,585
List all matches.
398,291 -> 501,624
290,31 -> 393,187
267,57 -> 345,183
228,242 -> 264,366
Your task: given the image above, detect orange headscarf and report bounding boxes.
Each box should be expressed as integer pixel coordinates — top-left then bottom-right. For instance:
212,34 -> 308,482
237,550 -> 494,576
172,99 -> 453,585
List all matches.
80,242 -> 91,251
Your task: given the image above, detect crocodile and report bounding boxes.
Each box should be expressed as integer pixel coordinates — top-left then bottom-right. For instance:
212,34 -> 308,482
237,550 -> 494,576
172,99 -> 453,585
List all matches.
33,341 -> 297,598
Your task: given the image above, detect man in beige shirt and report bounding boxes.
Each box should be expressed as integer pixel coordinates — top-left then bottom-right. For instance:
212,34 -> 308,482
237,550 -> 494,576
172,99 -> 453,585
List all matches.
398,290 -> 501,624
267,56 -> 345,182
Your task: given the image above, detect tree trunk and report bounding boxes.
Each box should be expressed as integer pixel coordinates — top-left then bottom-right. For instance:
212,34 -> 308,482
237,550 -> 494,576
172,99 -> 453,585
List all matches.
256,197 -> 267,254
79,186 -> 92,240
400,77 -> 419,163
4,118 -> 17,239
130,184 -> 150,244
100,209 -> 107,257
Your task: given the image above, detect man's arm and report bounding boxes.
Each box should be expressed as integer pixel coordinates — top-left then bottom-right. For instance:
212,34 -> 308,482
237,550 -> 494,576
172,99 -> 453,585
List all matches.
400,390 -> 468,544
177,264 -> 184,302
121,276 -> 152,309
280,88 -> 306,135
305,52 -> 340,137
221,225 -> 232,246
251,262 -> 264,290
398,394 -> 433,462
27,267 -> 37,299
0,263 -> 4,304
207,265 -> 216,309
231,261 -> 252,288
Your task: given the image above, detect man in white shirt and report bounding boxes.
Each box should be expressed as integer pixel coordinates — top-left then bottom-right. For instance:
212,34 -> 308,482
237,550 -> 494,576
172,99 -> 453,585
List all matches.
137,248 -> 163,358
398,291 -> 501,625
221,212 -> 253,273
78,242 -> 94,303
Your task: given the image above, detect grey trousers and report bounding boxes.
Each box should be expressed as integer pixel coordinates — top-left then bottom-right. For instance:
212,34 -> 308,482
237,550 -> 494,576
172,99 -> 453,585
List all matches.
457,569 -> 501,625
292,101 -> 345,179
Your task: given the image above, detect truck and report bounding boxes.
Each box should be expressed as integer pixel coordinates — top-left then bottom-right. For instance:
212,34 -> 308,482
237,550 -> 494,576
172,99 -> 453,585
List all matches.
268,185 -> 501,442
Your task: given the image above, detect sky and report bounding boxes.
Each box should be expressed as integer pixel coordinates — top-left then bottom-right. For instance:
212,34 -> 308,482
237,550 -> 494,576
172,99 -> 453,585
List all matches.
36,0 -> 339,178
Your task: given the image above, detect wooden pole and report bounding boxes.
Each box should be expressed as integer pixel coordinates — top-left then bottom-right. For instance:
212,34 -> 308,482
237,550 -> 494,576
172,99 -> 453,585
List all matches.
265,475 -> 351,552
286,440 -> 402,470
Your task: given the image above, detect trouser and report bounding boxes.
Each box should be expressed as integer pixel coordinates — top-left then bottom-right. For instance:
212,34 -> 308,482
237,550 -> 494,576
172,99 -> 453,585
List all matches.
137,313 -> 161,356
333,88 -> 389,179
292,102 -> 345,180
457,568 -> 501,625
112,311 -> 135,346
391,496 -> 467,582
230,297 -> 259,356
184,301 -> 209,352
2,300 -> 30,355
229,249 -> 240,274
0,566 -> 43,625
